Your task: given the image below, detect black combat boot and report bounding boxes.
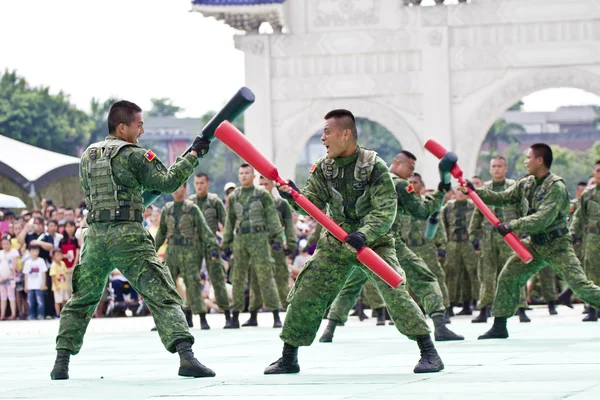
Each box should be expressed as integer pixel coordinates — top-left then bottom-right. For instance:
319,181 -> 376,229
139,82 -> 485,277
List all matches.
557,288 -> 573,308
413,335 -> 444,373
375,308 -> 386,326
518,308 -> 531,323
242,311 -> 259,327
478,317 -> 508,339
583,306 -> 590,314
183,308 -> 194,328
264,343 -> 300,374
456,302 -> 472,316
176,340 -> 216,378
224,311 -> 240,329
319,320 -> 337,343
223,310 -> 232,329
472,300 -> 479,311
50,349 -> 71,380
445,308 -> 452,324
199,313 -> 210,330
433,314 -> 464,341
447,304 -> 455,317
548,301 -> 558,315
583,308 -> 598,322
472,307 -> 488,323
273,310 -> 282,328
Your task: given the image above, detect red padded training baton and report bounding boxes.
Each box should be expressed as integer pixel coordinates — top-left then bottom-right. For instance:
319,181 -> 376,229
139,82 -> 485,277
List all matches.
425,139 -> 533,264
215,121 -> 404,288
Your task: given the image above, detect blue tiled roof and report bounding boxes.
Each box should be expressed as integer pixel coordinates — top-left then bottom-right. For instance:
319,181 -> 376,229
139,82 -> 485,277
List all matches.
192,0 -> 285,5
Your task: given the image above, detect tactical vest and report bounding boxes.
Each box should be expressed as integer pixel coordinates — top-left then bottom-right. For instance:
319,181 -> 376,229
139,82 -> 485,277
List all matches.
582,185 -> 600,234
522,174 -> 568,233
190,193 -> 221,234
164,200 -> 198,245
482,179 -> 520,228
231,187 -> 267,234
445,200 -> 474,241
320,148 -> 377,225
84,139 -> 144,223
274,197 -> 287,226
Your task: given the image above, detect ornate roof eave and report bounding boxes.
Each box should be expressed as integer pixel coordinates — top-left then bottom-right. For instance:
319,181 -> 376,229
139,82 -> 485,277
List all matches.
191,1 -> 286,33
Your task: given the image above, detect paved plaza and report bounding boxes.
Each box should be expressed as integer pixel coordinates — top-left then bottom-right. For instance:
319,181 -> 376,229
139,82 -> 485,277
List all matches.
1,304 -> 599,400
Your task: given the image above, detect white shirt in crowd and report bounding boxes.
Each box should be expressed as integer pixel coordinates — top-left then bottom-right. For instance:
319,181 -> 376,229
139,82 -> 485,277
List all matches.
293,253 -> 311,270
0,248 -> 19,281
23,258 -> 48,290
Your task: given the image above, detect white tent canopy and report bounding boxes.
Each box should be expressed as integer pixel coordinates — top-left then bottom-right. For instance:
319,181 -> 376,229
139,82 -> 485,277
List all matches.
0,135 -> 80,197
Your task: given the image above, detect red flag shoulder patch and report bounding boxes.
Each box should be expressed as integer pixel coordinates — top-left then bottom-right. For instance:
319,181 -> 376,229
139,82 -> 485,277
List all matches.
144,149 -> 156,162
406,184 -> 414,193
309,164 -> 317,173
570,204 -> 575,213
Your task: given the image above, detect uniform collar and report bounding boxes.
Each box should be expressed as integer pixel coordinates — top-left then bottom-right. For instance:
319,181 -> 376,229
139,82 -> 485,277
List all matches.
333,145 -> 360,167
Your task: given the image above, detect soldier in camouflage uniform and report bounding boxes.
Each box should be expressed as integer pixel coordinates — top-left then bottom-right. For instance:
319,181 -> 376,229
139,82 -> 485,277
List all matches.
154,183 -> 220,330
222,164 -> 284,329
469,156 -> 532,323
442,190 -> 479,316
569,163 -> 600,322
51,101 -> 215,379
265,110 -> 445,375
190,173 -> 232,328
405,174 -> 450,316
470,144 -> 600,340
319,150 -> 463,343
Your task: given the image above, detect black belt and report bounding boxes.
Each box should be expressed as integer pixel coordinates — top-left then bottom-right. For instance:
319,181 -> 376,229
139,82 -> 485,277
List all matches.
88,208 -> 142,223
530,227 -> 569,245
235,225 -> 267,235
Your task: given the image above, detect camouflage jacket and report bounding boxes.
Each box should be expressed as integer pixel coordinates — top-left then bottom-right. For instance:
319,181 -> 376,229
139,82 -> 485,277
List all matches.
570,185 -> 600,238
442,199 -> 475,242
274,197 -> 298,252
469,179 -> 520,238
189,192 -> 227,235
403,211 -> 448,249
475,172 -> 569,235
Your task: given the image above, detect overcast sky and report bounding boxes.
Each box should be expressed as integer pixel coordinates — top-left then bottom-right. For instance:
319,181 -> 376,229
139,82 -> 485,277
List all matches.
1,0 -> 598,118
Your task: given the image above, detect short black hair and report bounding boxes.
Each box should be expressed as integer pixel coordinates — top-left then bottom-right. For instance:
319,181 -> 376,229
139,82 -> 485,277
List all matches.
29,244 -> 41,251
195,173 -> 209,181
239,163 -> 253,171
411,172 -> 423,184
64,207 -> 74,213
491,155 -> 507,163
399,150 -> 417,161
51,248 -> 63,256
47,219 -> 58,226
108,100 -> 142,134
578,182 -> 588,187
472,175 -> 482,180
324,109 -> 358,140
530,143 -> 553,168
64,220 -> 77,229
33,216 -> 45,225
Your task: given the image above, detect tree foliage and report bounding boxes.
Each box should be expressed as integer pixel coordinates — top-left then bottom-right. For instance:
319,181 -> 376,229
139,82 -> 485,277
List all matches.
482,118 -> 524,154
0,70 -> 94,156
148,97 -> 184,117
88,96 -> 118,144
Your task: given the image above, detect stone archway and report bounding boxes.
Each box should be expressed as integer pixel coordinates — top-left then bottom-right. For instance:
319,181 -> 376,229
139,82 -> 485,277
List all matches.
460,67 -> 600,176
274,97 -> 422,180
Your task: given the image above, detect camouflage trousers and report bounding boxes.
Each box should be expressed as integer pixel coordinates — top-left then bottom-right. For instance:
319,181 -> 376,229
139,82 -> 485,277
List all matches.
533,266 -> 557,302
201,245 -> 230,311
493,236 -> 600,317
445,240 -> 479,303
165,244 -> 205,314
231,232 -> 280,312
410,242 -> 450,308
56,222 -> 193,355
249,247 -> 290,311
478,231 -> 528,308
282,233 -> 430,347
327,240 -> 446,322
583,234 -> 600,305
362,279 -> 386,309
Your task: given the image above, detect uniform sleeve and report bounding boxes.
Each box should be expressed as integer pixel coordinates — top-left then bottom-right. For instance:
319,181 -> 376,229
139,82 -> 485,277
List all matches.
154,208 -> 168,250
285,163 -> 329,215
307,224 -> 322,248
262,192 -> 284,244
475,181 -> 522,207
435,217 -> 448,249
193,206 -> 219,252
129,149 -> 198,194
469,209 -> 484,238
356,169 -> 397,244
510,183 -> 568,234
222,197 -> 235,249
396,180 -> 445,220
282,201 -> 298,252
442,205 -> 450,239
569,197 -> 586,238
216,198 -> 227,227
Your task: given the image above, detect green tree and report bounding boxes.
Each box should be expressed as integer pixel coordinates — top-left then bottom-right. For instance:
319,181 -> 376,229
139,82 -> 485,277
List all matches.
148,97 -> 184,117
88,96 -> 118,144
508,101 -> 524,111
0,70 -> 94,156
482,119 -> 524,154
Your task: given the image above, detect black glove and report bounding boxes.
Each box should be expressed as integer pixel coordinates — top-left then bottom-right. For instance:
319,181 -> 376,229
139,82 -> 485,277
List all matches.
224,247 -> 233,258
190,136 -> 210,157
472,239 -> 480,252
496,223 -> 512,237
277,179 -> 298,201
284,248 -> 294,257
272,242 -> 282,252
437,249 -> 446,259
465,180 -> 476,192
345,232 -> 367,251
572,234 -> 581,245
210,248 -> 219,259
438,181 -> 451,193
